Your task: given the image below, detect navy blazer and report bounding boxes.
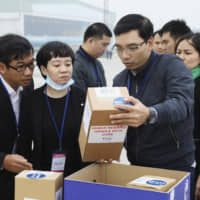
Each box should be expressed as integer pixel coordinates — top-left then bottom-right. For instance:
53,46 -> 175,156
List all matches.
113,52 -> 195,170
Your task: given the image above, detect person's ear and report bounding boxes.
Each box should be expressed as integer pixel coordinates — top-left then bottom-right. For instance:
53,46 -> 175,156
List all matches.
147,36 -> 154,49
0,62 -> 7,74
88,37 -> 95,45
40,65 -> 47,76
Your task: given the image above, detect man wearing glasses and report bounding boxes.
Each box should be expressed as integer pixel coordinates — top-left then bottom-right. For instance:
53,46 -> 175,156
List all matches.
110,14 -> 195,199
0,34 -> 33,200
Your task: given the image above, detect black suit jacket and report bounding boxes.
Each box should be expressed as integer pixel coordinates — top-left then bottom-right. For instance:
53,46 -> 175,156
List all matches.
0,80 -> 33,200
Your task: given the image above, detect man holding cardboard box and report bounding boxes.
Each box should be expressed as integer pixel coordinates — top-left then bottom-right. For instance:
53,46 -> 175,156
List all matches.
110,14 -> 195,199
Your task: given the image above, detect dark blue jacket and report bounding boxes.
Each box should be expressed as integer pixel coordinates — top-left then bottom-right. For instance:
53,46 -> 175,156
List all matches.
72,47 -> 106,94
113,52 -> 195,170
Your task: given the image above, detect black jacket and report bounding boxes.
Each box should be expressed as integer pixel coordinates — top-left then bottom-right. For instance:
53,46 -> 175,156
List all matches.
113,52 -> 195,170
0,80 -> 32,200
17,85 -> 86,177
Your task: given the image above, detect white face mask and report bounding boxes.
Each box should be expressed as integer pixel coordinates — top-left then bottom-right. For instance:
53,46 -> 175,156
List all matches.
45,74 -> 74,91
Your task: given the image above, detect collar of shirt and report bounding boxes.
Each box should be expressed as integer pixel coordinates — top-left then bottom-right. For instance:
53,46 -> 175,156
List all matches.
79,46 -> 96,64
130,51 -> 155,79
0,74 -> 23,97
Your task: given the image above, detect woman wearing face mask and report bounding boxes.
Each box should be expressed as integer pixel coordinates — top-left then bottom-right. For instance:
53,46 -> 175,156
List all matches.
176,33 -> 200,200
18,41 -> 86,177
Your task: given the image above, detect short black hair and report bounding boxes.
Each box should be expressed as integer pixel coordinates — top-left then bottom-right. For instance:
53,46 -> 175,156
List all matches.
36,41 -> 74,78
175,32 -> 200,55
83,22 -> 112,42
161,19 -> 192,41
153,30 -> 162,37
0,34 -> 33,68
114,14 -> 153,42
36,41 -> 74,67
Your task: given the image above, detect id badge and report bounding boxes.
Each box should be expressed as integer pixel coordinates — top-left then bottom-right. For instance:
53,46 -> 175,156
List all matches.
51,153 -> 66,172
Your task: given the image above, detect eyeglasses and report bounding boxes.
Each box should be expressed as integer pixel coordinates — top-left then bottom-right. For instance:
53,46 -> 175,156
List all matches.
7,61 -> 35,72
113,41 -> 145,55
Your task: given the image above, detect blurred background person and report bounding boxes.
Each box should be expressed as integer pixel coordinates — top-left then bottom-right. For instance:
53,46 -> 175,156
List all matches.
152,30 -> 164,54
176,33 -> 200,200
161,19 -> 192,54
72,22 -> 112,94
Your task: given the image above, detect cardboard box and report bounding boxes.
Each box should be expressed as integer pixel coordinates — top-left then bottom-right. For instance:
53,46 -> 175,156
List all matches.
64,163 -> 190,200
15,170 -> 63,200
79,87 -> 129,161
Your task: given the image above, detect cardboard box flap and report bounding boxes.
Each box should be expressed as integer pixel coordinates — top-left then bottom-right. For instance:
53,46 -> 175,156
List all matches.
16,170 -> 61,180
89,87 -> 129,111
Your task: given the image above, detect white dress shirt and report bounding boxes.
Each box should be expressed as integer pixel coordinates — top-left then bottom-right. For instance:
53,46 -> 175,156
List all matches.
0,75 -> 23,125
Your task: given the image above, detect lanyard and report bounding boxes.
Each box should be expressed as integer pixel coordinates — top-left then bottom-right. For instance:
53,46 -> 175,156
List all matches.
0,77 -> 21,132
127,52 -> 157,96
79,49 -> 101,86
45,86 -> 70,150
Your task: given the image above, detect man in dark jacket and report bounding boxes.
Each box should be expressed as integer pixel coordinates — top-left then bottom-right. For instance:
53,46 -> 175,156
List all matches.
110,14 -> 195,199
72,23 -> 112,93
0,34 -> 33,200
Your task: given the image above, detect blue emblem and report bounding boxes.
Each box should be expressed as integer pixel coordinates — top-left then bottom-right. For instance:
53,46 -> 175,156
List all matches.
26,173 -> 46,179
146,179 -> 167,186
113,97 -> 132,111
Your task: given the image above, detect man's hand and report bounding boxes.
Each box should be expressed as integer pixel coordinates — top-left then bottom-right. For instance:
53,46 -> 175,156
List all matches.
2,154 -> 33,173
195,175 -> 200,200
97,158 -> 113,164
110,96 -> 150,127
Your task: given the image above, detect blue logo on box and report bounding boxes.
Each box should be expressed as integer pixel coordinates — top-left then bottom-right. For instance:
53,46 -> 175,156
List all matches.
26,173 -> 46,179
113,97 -> 132,111
146,180 -> 167,186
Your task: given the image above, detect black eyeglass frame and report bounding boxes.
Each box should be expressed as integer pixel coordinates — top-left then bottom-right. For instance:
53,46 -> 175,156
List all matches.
7,61 -> 35,72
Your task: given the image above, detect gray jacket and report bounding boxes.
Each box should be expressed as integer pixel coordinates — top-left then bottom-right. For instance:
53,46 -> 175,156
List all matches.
72,48 -> 106,93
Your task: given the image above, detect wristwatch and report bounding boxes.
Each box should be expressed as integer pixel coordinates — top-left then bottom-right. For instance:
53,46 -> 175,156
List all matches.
147,107 -> 158,124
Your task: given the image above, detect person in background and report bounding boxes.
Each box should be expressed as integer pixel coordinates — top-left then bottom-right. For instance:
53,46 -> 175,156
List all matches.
110,14 -> 195,200
72,22 -> 112,93
17,41 -> 86,177
175,33 -> 200,200
152,30 -> 164,54
0,34 -> 33,200
161,19 -> 192,54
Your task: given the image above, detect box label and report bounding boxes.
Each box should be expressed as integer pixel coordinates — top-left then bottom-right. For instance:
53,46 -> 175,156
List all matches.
56,187 -> 63,200
170,189 -> 175,200
95,87 -> 121,98
26,170 -> 54,179
128,175 -> 176,191
184,179 -> 189,200
88,125 -> 127,143
83,97 -> 91,135
26,173 -> 46,179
